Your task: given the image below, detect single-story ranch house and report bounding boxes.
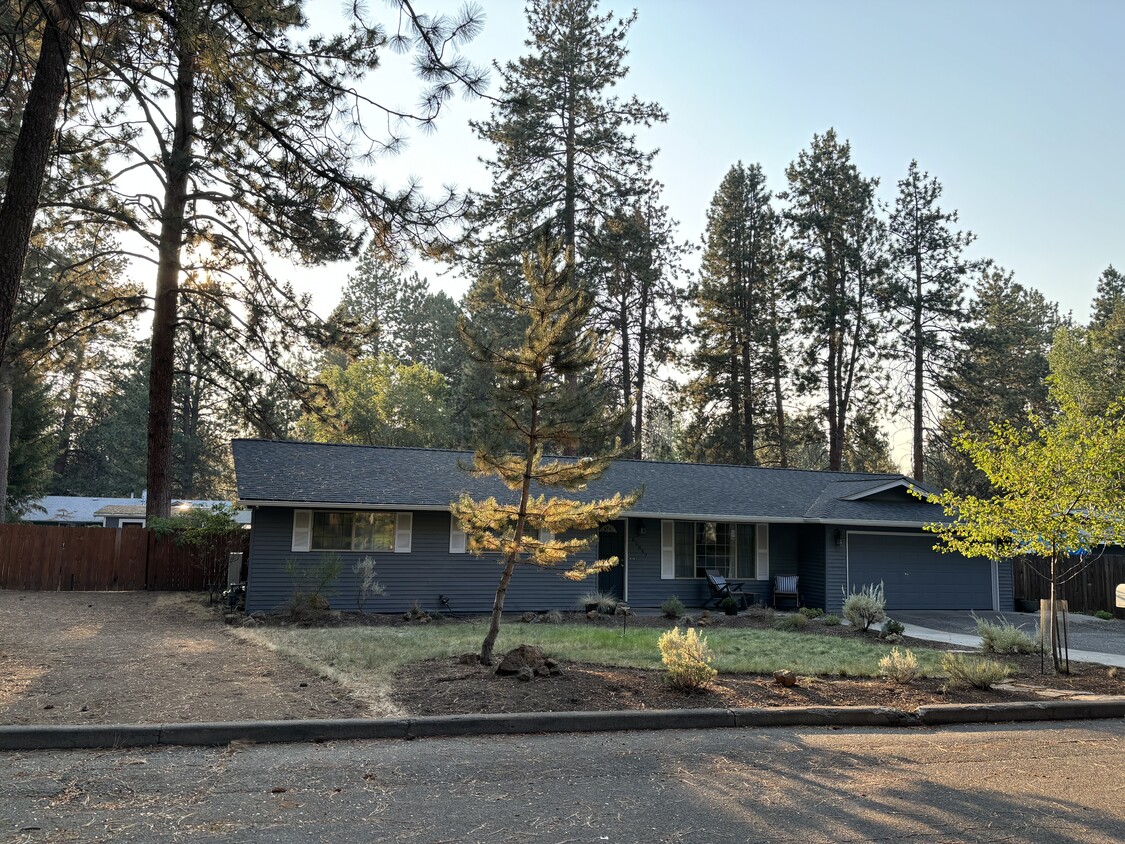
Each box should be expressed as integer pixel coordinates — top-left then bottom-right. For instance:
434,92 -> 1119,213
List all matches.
232,439 -> 1013,616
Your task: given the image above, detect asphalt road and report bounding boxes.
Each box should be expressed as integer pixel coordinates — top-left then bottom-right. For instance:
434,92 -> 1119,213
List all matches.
3,721 -> 1124,843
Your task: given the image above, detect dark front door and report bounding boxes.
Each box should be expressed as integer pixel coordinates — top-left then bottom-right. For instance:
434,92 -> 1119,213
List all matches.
597,520 -> 626,600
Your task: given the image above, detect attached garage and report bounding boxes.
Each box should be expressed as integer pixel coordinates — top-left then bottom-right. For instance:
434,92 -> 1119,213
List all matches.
846,532 -> 997,611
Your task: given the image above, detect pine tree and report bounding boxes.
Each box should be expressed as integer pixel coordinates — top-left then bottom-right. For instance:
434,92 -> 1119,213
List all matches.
587,181 -> 688,456
783,131 -> 890,471
685,162 -> 790,466
887,161 -> 978,482
929,268 -> 1058,495
453,237 -> 639,665
1050,266 -> 1125,416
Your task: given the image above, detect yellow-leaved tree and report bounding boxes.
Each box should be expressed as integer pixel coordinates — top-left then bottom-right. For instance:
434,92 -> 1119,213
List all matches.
922,394 -> 1125,671
452,238 -> 640,665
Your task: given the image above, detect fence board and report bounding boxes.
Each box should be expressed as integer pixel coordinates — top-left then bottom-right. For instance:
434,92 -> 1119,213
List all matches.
1013,553 -> 1125,618
0,525 -> 250,592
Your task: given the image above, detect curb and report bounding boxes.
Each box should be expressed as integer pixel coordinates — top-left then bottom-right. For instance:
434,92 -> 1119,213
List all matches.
2,699 -> 1123,751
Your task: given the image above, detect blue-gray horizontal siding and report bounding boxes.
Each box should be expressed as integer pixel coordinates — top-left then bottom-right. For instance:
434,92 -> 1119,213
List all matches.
797,525 -> 828,611
623,518 -> 798,609
246,507 -> 589,614
998,559 -> 1014,611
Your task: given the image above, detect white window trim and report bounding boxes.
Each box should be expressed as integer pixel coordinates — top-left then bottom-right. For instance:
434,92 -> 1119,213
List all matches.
660,520 -> 675,579
449,515 -> 467,554
755,523 -> 769,581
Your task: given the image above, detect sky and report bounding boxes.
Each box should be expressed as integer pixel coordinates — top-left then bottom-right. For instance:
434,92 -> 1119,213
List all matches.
296,0 -> 1124,325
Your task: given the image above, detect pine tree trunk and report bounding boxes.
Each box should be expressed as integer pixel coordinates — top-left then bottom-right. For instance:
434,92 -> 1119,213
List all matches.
52,339 -> 87,479
480,402 -> 539,665
912,254 -> 925,481
769,301 -> 787,467
146,35 -> 196,520
619,288 -> 633,448
0,0 -> 84,367
634,277 -> 649,460
0,359 -> 13,522
741,338 -> 756,465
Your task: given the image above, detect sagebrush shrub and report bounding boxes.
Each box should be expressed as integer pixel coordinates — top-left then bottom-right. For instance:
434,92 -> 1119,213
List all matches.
974,615 -> 1040,654
941,652 -> 1012,689
774,613 -> 808,632
658,627 -> 717,691
878,647 -> 919,684
353,556 -> 386,613
842,582 -> 886,631
661,596 -> 686,619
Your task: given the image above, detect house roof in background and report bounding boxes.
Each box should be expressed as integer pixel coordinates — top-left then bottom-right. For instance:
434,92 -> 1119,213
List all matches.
25,496 -> 250,524
231,439 -> 948,527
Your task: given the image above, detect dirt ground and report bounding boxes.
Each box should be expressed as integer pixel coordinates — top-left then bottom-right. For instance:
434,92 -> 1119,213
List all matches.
0,591 -> 368,725
1,592 -> 1122,726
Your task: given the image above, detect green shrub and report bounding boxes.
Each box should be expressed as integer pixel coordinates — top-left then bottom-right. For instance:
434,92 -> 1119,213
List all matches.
661,596 -> 686,619
842,582 -> 886,631
878,647 -> 919,684
799,607 -> 825,619
882,617 -> 905,637
285,553 -> 342,621
974,615 -> 1040,654
719,596 -> 740,613
941,652 -> 1012,689
658,627 -> 717,691
774,613 -> 808,632
820,614 -> 841,626
1094,610 -> 1114,621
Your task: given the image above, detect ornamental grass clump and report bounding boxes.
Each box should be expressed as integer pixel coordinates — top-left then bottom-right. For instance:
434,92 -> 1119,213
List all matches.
877,647 -> 919,684
974,615 -> 1040,654
941,652 -> 1013,689
658,627 -> 717,691
842,581 -> 886,631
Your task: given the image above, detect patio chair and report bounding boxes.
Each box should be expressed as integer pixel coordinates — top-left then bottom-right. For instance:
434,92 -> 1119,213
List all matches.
773,575 -> 800,609
704,569 -> 750,610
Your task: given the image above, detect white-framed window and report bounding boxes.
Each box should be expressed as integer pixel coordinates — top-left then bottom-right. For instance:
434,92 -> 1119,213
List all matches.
663,520 -> 763,579
449,515 -> 467,554
291,510 -> 409,553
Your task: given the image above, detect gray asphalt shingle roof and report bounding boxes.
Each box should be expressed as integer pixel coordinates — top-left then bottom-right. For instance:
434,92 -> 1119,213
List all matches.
232,439 -> 949,527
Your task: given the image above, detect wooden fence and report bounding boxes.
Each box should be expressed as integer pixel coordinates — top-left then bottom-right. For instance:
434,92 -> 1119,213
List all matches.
0,524 -> 249,592
1012,553 -> 1125,618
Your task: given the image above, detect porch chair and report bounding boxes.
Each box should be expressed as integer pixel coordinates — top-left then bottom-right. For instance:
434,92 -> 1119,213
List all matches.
773,575 -> 800,609
704,569 -> 750,610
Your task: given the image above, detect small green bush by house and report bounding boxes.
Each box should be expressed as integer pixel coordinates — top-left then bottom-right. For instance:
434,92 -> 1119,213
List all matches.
285,553 -> 342,621
842,582 -> 886,631
820,614 -> 841,626
658,627 -> 717,691
941,652 -> 1012,689
1094,610 -> 1114,621
799,607 -> 824,619
774,613 -> 808,632
974,615 -> 1040,654
661,596 -> 686,619
882,617 -> 905,637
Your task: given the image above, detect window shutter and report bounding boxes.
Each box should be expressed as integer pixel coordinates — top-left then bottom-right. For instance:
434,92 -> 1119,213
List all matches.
661,520 -> 675,580
292,510 -> 312,552
449,516 -> 467,554
755,523 -> 769,580
394,512 -> 413,553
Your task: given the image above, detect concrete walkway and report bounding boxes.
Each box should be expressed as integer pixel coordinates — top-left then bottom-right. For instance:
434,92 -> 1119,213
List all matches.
898,620 -> 1125,669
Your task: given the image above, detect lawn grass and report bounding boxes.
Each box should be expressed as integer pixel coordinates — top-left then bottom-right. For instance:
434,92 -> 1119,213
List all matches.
235,620 -> 956,715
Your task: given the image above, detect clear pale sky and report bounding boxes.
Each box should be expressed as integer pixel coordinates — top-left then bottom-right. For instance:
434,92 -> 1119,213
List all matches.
299,0 -> 1123,324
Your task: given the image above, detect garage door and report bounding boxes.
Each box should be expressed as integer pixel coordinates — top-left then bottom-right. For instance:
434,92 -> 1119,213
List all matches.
847,533 -> 994,611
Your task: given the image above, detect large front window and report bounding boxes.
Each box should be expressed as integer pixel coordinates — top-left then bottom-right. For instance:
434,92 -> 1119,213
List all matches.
673,521 -> 755,579
311,511 -> 395,551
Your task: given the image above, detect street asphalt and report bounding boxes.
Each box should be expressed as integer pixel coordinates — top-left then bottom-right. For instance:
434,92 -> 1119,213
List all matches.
3,720 -> 1123,842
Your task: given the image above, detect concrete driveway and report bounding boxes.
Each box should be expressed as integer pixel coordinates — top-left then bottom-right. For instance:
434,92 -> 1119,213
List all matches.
893,609 -> 1125,666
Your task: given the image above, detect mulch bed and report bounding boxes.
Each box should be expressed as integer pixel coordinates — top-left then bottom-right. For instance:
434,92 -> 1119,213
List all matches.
386,609 -> 1125,716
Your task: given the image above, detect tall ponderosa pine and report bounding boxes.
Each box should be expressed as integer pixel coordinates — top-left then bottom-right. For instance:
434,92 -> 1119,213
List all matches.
887,161 -> 978,482
452,239 -> 639,666
686,162 -> 790,466
784,131 -> 889,471
587,182 -> 687,456
470,0 -> 665,274
1050,266 -> 1125,416
930,268 -> 1058,495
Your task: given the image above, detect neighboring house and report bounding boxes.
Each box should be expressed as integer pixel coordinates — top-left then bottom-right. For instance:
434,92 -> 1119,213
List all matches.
232,439 -> 1013,616
23,495 -> 250,529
